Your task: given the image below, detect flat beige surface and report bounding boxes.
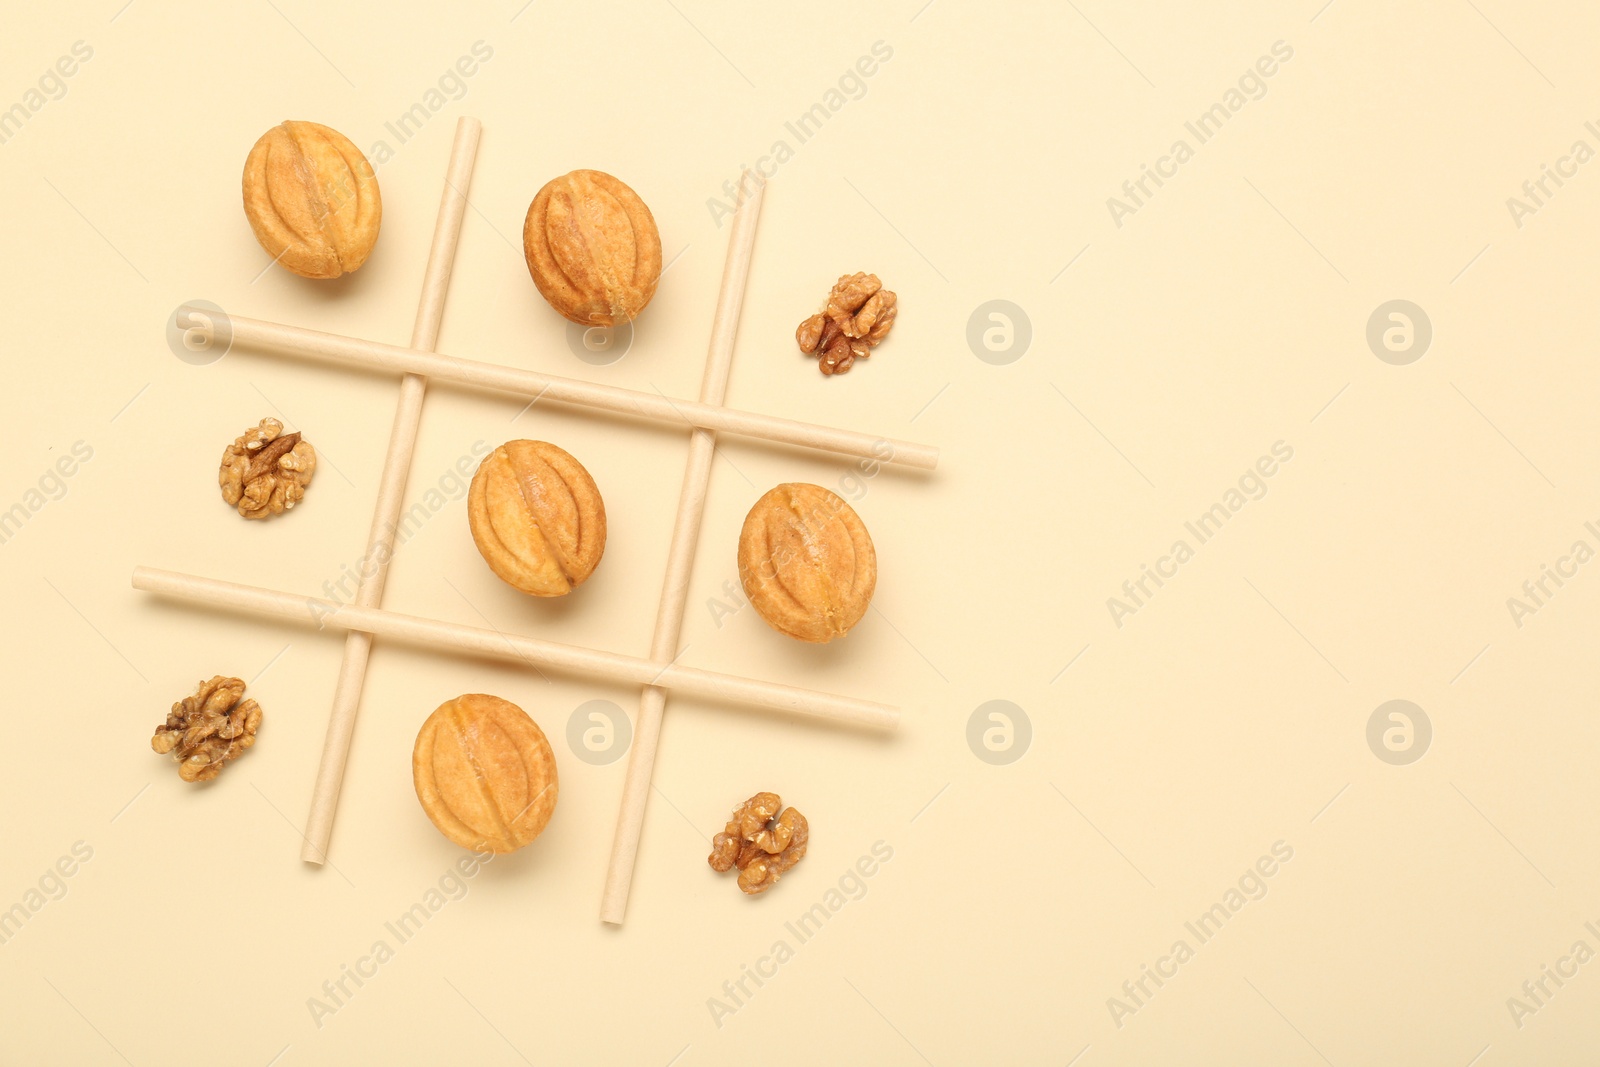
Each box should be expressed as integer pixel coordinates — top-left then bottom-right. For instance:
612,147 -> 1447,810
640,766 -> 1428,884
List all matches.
2,1 -> 1598,1064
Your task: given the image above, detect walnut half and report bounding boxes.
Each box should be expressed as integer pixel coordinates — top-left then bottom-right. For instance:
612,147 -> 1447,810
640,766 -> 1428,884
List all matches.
219,417 -> 316,520
708,792 -> 809,895
796,273 -> 898,376
152,676 -> 262,783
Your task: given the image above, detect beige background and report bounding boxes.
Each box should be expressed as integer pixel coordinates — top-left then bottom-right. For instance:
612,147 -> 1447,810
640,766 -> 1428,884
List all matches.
2,0 -> 1598,1063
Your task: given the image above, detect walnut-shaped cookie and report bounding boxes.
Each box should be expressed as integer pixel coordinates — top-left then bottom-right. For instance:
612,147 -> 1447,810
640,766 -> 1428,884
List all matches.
523,170 -> 661,326
737,483 -> 877,643
242,120 -> 382,279
413,694 -> 558,853
468,440 -> 606,597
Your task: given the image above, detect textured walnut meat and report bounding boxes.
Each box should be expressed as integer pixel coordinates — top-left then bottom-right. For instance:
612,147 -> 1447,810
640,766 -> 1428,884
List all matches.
796,273 -> 898,376
151,676 -> 262,783
219,418 -> 316,520
852,289 -> 897,343
825,272 -> 881,326
796,313 -> 825,354
708,792 -> 809,896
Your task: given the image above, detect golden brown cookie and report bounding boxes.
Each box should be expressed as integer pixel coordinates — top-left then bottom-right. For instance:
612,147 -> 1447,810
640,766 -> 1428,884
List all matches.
242,120 -> 381,279
523,170 -> 661,326
413,694 -> 558,853
738,483 -> 877,643
468,440 -> 606,597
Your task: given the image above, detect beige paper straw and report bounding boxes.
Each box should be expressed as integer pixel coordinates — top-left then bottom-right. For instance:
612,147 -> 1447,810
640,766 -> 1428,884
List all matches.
301,116 -> 481,866
187,315 -> 939,470
600,176 -> 765,925
131,567 -> 898,729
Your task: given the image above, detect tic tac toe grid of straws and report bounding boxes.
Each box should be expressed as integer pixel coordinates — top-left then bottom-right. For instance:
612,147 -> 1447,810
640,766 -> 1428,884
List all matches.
139,118 -> 938,925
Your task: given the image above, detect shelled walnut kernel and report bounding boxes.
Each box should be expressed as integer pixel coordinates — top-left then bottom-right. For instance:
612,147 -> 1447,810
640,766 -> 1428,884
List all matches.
795,272 -> 898,376
151,676 -> 262,783
708,792 -> 809,895
219,417 -> 316,520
